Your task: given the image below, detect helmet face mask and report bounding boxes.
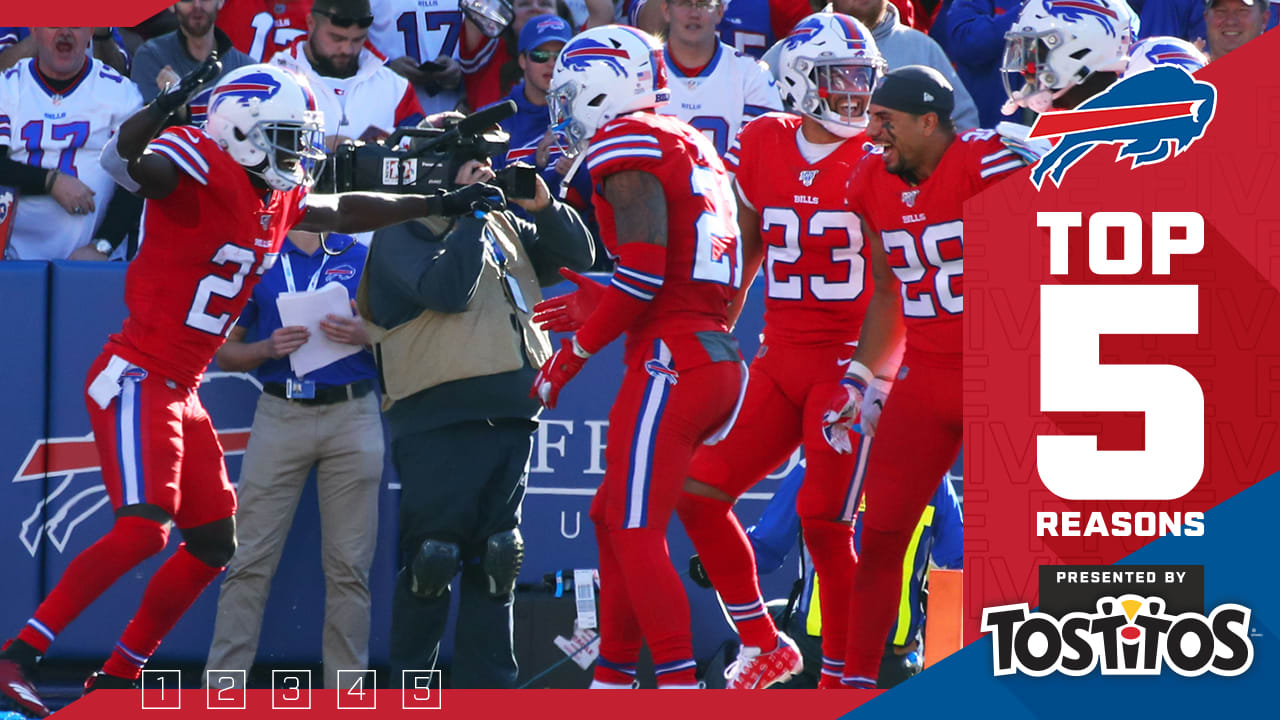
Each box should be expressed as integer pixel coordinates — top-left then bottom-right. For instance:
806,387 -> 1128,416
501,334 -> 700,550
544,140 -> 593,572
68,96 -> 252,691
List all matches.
548,80 -> 590,155
206,65 -> 327,191
1001,30 -> 1067,114
811,61 -> 879,135
244,117 -> 327,191
776,14 -> 884,138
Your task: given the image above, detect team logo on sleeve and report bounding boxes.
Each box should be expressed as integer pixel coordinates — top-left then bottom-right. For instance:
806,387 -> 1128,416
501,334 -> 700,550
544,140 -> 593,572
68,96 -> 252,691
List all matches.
1025,66 -> 1216,189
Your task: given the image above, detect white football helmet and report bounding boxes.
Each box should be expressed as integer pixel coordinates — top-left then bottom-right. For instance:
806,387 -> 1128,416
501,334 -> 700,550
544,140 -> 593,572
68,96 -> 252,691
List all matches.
1002,0 -> 1139,114
1124,36 -> 1208,77
548,25 -> 670,156
205,64 -> 326,191
776,13 -> 885,137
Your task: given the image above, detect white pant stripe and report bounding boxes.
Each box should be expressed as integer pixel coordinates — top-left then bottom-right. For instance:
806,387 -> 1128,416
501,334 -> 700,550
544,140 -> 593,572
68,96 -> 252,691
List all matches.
119,379 -> 141,506
840,434 -> 873,522
626,341 -> 672,529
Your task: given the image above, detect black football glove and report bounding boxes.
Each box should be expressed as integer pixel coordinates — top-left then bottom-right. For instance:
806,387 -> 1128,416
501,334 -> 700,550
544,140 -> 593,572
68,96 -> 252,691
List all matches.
150,52 -> 223,118
430,182 -> 507,217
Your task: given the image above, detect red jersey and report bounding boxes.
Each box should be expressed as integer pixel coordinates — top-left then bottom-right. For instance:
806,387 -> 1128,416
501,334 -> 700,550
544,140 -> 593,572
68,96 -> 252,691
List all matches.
458,33 -> 507,111
106,126 -> 308,388
218,0 -> 313,62
849,128 -> 1023,357
585,112 -> 741,357
726,113 -> 872,347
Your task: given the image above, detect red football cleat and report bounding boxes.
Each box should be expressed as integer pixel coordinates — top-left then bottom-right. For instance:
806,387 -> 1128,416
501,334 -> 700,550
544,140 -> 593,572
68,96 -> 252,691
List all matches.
723,632 -> 804,690
0,658 -> 50,718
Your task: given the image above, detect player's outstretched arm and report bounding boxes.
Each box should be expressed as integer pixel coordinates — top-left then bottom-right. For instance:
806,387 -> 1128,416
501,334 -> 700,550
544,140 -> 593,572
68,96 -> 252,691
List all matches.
295,184 -> 506,234
531,170 -> 669,409
558,170 -> 669,353
101,53 -> 223,199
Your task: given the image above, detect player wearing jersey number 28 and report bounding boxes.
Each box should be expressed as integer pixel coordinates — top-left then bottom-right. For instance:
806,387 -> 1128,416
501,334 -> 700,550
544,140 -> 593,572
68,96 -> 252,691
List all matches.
677,12 -> 888,690
0,58 -> 504,719
822,65 -> 1026,689
532,25 -> 748,690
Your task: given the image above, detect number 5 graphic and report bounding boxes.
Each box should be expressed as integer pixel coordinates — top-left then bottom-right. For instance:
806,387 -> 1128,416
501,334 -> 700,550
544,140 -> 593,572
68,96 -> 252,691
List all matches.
1037,284 -> 1204,500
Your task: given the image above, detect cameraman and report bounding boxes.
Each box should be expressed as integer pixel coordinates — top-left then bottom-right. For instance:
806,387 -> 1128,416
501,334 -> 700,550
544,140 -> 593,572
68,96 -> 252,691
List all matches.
359,149 -> 593,688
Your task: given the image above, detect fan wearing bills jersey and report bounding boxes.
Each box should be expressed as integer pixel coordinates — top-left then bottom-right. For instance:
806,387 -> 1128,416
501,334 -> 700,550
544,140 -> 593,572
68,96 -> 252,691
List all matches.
531,25 -> 747,689
820,65 -> 1024,689
0,27 -> 143,261
0,60 -> 507,718
656,0 -> 783,160
677,12 -> 886,690
627,0 -> 813,60
368,0 -> 468,115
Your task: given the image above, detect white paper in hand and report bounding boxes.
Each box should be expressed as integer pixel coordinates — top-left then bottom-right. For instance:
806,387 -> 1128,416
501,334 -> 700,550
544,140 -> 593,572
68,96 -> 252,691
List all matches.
275,281 -> 362,377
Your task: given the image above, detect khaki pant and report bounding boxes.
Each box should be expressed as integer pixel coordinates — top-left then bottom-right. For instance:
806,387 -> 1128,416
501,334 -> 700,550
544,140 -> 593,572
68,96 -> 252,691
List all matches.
206,391 -> 384,690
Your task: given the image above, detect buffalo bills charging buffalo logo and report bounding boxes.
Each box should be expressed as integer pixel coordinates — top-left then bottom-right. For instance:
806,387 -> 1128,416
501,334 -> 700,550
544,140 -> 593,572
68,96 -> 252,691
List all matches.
561,39 -> 631,78
1044,0 -> 1121,36
781,17 -> 825,52
1026,66 -> 1216,189
209,71 -> 283,112
644,359 -> 679,385
1137,42 -> 1206,73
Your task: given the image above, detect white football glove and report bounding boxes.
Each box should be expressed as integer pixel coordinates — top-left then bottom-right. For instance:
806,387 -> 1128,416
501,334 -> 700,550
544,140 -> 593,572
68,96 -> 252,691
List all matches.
995,121 -> 1052,164
857,378 -> 893,437
821,361 -> 873,455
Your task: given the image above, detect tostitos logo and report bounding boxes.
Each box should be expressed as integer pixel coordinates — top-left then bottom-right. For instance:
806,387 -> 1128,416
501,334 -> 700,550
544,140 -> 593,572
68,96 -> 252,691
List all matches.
982,595 -> 1253,677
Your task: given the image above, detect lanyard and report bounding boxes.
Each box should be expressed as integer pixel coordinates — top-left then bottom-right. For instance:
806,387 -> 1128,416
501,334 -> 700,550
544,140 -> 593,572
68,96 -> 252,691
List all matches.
280,251 -> 330,294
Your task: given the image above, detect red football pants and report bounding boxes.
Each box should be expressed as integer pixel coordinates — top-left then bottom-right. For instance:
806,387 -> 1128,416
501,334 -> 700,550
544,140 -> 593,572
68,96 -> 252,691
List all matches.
84,352 -> 237,527
842,355 -> 960,686
684,341 -> 869,667
589,340 -> 742,683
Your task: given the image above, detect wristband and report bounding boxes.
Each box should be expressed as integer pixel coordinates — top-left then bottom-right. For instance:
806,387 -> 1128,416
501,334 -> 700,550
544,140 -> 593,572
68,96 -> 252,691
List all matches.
571,336 -> 592,359
842,360 -> 874,392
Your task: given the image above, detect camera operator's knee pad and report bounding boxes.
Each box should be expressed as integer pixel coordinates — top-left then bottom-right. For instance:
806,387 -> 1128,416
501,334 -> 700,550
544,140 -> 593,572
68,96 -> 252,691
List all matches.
483,528 -> 524,597
409,539 -> 460,598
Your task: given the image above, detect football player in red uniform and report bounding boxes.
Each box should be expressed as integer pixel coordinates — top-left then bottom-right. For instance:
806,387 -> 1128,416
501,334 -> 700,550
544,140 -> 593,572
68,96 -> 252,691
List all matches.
0,60 -> 502,717
822,65 -> 1025,688
675,13 -> 887,690
530,25 -> 745,689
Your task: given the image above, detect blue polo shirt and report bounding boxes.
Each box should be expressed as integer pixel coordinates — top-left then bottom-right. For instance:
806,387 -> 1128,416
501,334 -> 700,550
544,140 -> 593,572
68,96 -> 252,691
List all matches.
236,236 -> 378,387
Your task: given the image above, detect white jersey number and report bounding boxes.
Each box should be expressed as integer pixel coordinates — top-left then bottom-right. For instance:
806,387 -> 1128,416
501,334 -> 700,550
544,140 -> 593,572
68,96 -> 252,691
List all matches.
690,164 -> 743,288
881,220 -> 963,317
185,244 -> 264,336
760,208 -> 865,301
